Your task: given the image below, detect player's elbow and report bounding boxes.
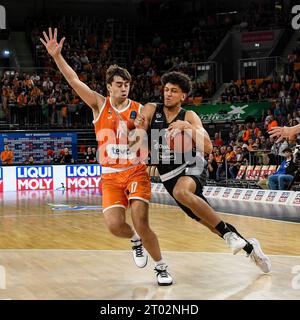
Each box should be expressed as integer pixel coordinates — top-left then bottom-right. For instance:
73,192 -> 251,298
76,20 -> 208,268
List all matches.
204,140 -> 213,154
69,77 -> 80,88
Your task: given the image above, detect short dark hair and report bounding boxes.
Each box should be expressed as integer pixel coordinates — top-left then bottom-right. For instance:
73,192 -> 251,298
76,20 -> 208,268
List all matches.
106,65 -> 131,84
161,71 -> 192,95
283,147 -> 293,154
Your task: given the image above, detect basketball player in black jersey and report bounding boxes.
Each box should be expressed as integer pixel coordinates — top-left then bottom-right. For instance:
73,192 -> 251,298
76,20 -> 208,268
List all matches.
134,71 -> 271,273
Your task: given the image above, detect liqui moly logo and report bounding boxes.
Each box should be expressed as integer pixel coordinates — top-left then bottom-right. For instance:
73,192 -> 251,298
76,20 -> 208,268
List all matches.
0,167 -> 3,192
16,166 -> 53,191
66,165 -> 102,189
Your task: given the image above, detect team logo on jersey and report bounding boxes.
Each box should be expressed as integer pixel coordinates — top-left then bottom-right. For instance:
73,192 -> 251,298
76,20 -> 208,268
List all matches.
106,144 -> 135,160
16,166 -> 53,191
156,113 -> 162,119
108,108 -> 113,119
130,111 -> 137,119
66,165 -> 102,190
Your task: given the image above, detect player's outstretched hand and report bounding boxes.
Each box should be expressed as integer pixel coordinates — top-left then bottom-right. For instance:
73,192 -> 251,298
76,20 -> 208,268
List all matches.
40,27 -> 65,59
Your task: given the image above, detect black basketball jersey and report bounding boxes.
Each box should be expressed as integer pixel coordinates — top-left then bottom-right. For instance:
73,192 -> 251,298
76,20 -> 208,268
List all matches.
148,103 -> 205,178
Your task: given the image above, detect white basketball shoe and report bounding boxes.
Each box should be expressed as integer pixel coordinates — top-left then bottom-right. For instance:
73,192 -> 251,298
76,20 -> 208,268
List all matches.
248,238 -> 272,273
223,232 -> 247,255
154,264 -> 173,286
131,240 -> 148,268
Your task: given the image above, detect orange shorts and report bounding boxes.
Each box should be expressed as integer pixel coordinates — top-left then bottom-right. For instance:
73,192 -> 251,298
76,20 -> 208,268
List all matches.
101,164 -> 151,213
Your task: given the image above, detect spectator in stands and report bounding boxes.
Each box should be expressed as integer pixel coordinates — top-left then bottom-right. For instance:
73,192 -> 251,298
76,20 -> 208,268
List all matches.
48,94 -> 57,126
207,153 -> 218,180
0,144 -> 14,165
17,91 -> 28,125
84,146 -> 96,163
266,115 -> 278,132
59,147 -> 74,164
226,132 -> 236,146
46,149 -> 54,164
236,124 -> 245,141
216,146 -> 227,181
24,155 -> 35,165
225,146 -> 236,162
268,148 -> 297,190
91,147 -> 97,162
213,132 -> 224,147
252,122 -> 261,137
260,135 -> 271,150
242,142 -> 250,161
42,77 -> 54,93
242,123 -> 252,142
274,101 -> 284,118
30,72 -> 41,84
278,138 -> 289,157
229,146 -> 248,179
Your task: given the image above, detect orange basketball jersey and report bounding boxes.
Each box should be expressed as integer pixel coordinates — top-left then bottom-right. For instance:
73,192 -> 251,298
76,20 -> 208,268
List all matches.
93,97 -> 143,170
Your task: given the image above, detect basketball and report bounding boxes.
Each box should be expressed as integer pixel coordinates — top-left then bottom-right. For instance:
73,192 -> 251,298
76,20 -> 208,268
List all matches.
165,130 -> 195,153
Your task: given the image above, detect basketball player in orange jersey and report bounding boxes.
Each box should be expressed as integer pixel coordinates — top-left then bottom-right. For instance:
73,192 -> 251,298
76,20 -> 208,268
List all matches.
40,28 -> 172,285
135,71 -> 271,273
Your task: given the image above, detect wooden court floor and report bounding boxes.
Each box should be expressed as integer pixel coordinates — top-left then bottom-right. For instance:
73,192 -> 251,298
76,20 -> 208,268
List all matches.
0,190 -> 299,299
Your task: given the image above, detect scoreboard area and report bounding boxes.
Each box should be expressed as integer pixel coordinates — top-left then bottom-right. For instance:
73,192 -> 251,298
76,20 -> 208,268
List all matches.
0,132 -> 77,163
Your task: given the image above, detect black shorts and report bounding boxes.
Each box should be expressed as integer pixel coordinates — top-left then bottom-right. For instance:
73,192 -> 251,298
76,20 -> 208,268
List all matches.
162,171 -> 209,222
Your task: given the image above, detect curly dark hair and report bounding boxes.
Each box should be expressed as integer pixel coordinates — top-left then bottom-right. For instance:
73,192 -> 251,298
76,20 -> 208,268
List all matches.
161,71 -> 192,95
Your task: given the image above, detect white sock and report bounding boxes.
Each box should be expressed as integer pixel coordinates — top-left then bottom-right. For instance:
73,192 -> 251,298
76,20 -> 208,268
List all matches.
155,259 -> 166,269
131,232 -> 141,243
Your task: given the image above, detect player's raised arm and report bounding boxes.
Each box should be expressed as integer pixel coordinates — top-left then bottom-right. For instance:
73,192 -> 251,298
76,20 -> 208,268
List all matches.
40,27 -> 104,112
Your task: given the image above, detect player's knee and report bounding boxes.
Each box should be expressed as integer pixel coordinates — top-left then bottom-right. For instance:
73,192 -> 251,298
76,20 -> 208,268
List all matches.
173,188 -> 190,203
106,220 -> 124,236
133,216 -> 150,234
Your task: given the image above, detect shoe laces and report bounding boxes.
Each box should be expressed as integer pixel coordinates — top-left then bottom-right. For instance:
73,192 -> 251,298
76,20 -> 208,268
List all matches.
225,232 -> 237,245
249,249 -> 264,264
155,266 -> 169,278
132,243 -> 144,257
